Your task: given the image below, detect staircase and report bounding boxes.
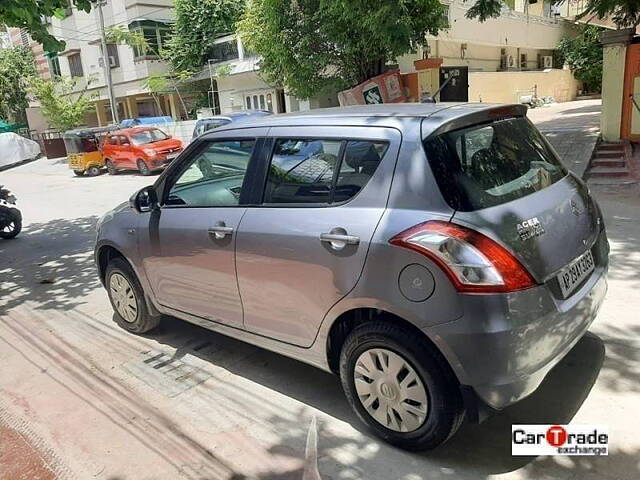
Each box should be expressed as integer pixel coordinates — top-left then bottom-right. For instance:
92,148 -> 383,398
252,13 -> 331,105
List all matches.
587,142 -> 635,185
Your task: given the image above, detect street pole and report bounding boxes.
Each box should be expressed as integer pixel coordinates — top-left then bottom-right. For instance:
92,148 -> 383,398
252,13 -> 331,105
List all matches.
96,0 -> 118,124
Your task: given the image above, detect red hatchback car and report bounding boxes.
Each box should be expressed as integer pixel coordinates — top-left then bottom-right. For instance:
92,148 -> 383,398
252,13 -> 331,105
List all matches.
102,127 -> 183,176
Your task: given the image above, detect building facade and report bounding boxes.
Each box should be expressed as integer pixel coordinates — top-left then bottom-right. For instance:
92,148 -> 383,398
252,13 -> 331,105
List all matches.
43,0 -> 180,126
24,0 -> 593,130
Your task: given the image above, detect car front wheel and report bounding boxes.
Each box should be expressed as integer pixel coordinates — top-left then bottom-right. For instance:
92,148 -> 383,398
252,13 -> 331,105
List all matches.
137,159 -> 152,176
339,322 -> 464,451
105,159 -> 117,175
105,257 -> 160,333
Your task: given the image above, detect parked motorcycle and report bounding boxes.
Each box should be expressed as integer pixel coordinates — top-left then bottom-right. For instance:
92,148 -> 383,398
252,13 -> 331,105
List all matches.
0,185 -> 21,239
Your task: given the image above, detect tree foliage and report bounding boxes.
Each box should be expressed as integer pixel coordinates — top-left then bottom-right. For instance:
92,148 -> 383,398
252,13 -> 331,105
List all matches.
29,77 -> 96,131
464,0 -> 504,22
0,0 -> 91,53
163,0 -> 245,72
557,25 -> 604,93
575,0 -> 640,28
238,0 -> 447,99
0,46 -> 37,123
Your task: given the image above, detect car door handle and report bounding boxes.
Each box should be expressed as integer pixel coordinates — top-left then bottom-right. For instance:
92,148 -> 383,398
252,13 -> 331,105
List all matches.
208,225 -> 233,240
320,230 -> 360,251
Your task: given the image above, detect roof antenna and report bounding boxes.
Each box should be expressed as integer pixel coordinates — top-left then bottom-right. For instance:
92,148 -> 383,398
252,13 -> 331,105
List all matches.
422,71 -> 458,103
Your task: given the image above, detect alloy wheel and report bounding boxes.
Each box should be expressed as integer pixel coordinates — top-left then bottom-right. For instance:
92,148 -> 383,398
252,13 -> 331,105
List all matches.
354,348 -> 429,432
1,221 -> 16,236
109,273 -> 138,323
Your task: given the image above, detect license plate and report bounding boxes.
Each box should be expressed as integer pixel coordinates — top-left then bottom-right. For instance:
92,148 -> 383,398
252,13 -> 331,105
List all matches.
165,153 -> 179,161
557,249 -> 595,298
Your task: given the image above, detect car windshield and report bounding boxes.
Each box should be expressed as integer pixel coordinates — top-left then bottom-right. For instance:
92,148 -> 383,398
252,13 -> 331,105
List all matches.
423,117 -> 568,211
130,129 -> 169,145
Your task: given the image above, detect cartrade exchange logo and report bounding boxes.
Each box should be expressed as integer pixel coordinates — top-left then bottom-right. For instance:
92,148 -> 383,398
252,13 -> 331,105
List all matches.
512,425 -> 608,456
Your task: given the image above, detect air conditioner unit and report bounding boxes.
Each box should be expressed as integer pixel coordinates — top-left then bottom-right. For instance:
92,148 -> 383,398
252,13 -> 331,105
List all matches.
542,56 -> 553,68
98,56 -> 118,68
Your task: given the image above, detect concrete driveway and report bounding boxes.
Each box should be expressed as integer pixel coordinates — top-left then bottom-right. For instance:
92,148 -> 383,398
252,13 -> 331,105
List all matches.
1,120 -> 639,479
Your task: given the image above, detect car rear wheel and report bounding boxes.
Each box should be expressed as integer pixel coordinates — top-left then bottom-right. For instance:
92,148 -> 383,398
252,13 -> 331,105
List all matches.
339,322 -> 464,451
73,169 -> 84,176
105,159 -> 117,175
86,165 -> 101,177
137,159 -> 152,176
105,257 -> 160,333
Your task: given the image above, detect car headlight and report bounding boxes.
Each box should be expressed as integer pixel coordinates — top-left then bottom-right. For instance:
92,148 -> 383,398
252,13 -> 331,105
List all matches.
143,148 -> 156,157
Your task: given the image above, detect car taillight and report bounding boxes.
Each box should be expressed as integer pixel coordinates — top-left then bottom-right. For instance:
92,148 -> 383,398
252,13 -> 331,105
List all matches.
389,220 -> 536,293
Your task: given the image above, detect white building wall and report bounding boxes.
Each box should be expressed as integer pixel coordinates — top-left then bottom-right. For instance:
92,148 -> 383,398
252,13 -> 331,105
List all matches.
397,0 -> 575,73
47,0 -> 174,102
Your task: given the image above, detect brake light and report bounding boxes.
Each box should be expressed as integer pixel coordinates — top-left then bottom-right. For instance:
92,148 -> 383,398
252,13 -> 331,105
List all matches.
389,220 -> 536,293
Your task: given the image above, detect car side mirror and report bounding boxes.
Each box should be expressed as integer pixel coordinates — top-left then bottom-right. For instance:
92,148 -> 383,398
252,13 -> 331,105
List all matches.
130,185 -> 158,213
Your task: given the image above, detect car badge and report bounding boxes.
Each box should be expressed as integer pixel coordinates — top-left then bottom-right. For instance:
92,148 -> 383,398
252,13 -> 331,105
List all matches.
516,217 -> 545,241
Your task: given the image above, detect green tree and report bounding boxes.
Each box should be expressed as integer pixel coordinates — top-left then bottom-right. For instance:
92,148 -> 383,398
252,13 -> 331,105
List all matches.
0,0 -> 91,53
570,0 -> 640,28
163,0 -> 245,72
0,46 -> 37,123
238,0 -> 447,99
557,25 -> 604,93
29,77 -> 96,131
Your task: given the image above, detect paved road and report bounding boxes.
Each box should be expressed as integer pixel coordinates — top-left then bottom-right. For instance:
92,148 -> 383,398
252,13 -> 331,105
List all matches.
1,104 -> 638,480
528,99 -> 601,178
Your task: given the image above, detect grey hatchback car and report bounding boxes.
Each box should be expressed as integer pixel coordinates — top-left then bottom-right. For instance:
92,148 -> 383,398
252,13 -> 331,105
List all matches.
95,103 -> 608,450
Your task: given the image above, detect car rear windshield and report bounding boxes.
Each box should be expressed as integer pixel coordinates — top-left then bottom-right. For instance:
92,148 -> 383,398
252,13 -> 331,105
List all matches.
423,117 -> 567,212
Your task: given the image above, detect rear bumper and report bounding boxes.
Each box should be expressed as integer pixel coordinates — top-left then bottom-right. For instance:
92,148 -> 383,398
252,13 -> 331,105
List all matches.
425,262 -> 608,411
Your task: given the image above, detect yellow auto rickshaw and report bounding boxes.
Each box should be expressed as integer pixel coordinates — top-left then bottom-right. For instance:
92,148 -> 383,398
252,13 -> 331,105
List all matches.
63,126 -> 118,176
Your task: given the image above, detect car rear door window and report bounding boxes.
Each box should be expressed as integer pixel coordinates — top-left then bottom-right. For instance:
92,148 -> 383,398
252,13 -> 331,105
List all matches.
165,139 -> 255,207
423,117 -> 567,211
334,141 -> 388,203
263,139 -> 388,204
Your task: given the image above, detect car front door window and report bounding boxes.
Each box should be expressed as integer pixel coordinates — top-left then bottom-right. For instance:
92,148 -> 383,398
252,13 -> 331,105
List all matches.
165,139 -> 256,207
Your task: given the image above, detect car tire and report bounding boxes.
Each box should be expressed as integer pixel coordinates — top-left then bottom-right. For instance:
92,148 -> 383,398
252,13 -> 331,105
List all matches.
0,207 -> 22,239
105,159 -> 117,175
105,257 -> 160,334
86,165 -> 101,177
339,322 -> 464,451
73,169 -> 84,176
137,159 -> 152,176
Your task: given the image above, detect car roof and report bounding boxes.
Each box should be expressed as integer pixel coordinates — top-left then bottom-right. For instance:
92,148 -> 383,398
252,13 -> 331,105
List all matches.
198,110 -> 272,123
109,126 -> 164,136
204,103 -> 528,137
